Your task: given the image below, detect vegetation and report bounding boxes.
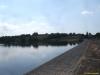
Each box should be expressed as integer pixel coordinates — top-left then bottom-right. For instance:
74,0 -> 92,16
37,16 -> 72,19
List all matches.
74,40 -> 100,75
0,32 -> 100,46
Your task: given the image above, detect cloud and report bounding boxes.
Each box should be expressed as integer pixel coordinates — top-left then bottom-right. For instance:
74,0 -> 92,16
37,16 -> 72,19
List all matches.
81,10 -> 94,16
0,19 -> 55,36
0,4 -> 7,9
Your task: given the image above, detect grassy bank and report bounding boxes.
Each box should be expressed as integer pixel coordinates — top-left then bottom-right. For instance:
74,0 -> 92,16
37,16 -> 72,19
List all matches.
74,40 -> 100,75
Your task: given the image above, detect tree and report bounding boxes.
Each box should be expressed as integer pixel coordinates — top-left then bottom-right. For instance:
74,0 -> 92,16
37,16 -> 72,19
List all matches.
95,33 -> 100,38
32,32 -> 38,36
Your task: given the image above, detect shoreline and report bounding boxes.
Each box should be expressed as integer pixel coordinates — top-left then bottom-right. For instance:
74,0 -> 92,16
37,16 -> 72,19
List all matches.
25,40 -> 89,75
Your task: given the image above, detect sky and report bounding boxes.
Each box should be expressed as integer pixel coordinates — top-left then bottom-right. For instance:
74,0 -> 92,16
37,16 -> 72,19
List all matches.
0,0 -> 100,36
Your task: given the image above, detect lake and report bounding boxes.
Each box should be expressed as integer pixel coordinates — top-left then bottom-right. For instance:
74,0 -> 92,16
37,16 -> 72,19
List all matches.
0,44 -> 77,75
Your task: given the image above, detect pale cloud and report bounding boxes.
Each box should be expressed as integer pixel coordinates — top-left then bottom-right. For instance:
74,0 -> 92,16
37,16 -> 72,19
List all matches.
17,20 -> 55,34
0,19 -> 55,36
0,22 -> 20,36
81,10 -> 94,16
0,4 -> 7,10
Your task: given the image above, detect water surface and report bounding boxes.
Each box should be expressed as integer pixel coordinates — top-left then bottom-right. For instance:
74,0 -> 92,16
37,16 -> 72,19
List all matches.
0,44 -> 77,75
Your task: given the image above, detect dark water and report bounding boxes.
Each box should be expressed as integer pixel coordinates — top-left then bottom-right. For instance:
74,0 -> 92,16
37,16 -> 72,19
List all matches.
0,44 -> 77,75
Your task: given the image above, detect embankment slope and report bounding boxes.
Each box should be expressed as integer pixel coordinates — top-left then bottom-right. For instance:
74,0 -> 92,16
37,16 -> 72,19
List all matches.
25,40 -> 89,75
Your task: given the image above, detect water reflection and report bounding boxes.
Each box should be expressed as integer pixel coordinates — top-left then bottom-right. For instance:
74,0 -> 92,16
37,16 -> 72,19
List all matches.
3,41 -> 80,48
0,44 -> 77,75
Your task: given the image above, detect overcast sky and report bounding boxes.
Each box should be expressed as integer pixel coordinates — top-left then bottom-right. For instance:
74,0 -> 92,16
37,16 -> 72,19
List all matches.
0,0 -> 100,36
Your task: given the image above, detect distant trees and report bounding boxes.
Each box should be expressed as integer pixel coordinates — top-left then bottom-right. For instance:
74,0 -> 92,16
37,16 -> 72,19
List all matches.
95,33 -> 100,38
0,32 -> 99,46
84,32 -> 93,38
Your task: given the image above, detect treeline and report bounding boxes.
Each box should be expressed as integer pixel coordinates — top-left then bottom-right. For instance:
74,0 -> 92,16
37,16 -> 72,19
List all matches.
0,32 -> 100,46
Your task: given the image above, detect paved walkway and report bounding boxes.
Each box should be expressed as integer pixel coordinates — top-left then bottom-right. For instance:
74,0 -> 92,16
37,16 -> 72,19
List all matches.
25,40 -> 89,75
